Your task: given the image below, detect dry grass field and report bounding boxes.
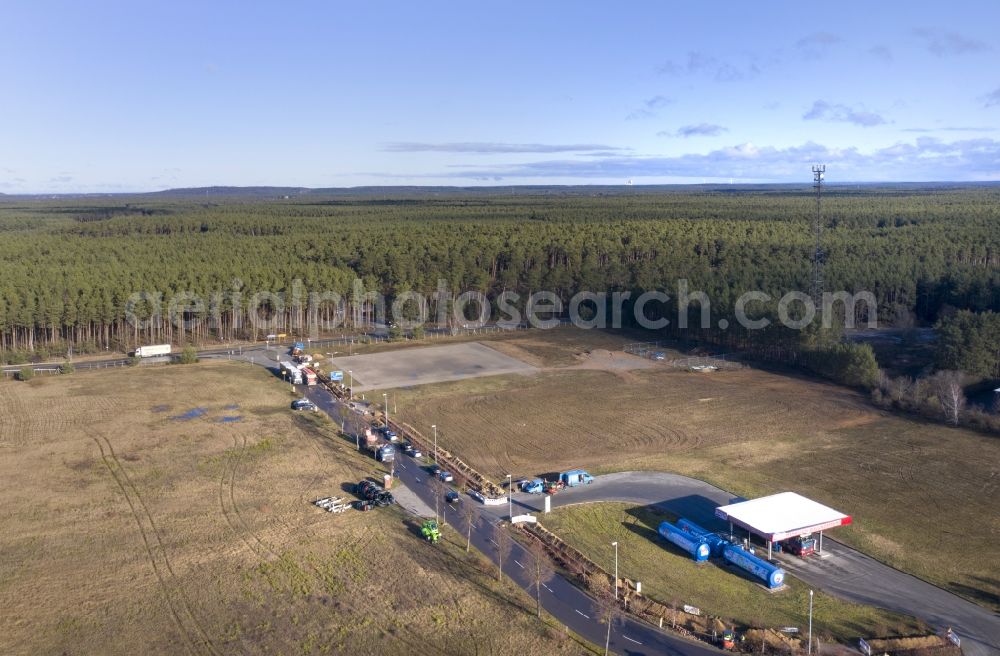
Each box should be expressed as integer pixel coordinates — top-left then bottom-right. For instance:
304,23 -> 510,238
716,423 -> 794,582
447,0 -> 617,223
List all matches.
0,362 -> 588,656
384,327 -> 1000,613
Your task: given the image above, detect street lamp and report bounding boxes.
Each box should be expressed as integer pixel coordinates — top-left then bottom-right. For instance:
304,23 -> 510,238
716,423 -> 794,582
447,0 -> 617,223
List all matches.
807,589 -> 814,656
506,474 -> 513,520
612,541 -> 619,600
348,370 -> 353,400
383,393 -> 389,429
432,424 -> 437,464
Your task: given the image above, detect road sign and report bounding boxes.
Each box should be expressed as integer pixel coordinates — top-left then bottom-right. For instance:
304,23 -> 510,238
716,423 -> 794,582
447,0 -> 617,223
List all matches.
858,638 -> 871,655
330,370 -> 344,381
780,627 -> 799,634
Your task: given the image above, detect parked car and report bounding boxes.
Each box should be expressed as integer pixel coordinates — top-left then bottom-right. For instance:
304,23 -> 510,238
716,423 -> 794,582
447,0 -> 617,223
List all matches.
291,398 -> 317,412
403,444 -> 422,458
379,426 -> 398,441
445,490 -> 460,504
520,478 -> 546,494
653,351 -> 666,360
437,470 -> 454,483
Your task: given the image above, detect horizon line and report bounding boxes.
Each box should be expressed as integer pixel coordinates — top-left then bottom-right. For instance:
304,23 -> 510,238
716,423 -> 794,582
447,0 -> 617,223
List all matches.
4,179 -> 1000,197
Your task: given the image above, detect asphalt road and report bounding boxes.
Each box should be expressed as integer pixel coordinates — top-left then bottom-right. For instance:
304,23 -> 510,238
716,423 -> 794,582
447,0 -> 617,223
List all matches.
301,383 -> 724,656
506,472 -> 1000,656
16,341 -> 996,654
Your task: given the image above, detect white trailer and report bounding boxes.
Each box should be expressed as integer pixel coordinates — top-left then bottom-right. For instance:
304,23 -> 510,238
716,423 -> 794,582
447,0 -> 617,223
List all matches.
280,360 -> 303,384
134,344 -> 172,358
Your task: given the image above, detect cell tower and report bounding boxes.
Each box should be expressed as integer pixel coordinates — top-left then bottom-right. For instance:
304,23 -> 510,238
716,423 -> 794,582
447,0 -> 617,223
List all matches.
811,164 -> 826,307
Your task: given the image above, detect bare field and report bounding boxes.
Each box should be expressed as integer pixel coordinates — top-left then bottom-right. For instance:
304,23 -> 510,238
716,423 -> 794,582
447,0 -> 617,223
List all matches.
0,363 -> 586,655
383,328 -> 1000,612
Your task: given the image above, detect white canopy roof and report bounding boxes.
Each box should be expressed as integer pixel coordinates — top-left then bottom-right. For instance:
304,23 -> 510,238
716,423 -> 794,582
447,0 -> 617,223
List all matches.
715,492 -> 852,541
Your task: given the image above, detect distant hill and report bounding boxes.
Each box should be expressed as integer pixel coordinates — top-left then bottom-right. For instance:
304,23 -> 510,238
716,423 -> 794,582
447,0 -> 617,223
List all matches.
1,181 -> 998,202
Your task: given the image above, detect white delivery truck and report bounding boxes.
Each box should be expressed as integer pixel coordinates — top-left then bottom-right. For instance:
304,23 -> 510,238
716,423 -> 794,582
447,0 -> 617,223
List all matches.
279,360 -> 303,385
134,344 -> 172,358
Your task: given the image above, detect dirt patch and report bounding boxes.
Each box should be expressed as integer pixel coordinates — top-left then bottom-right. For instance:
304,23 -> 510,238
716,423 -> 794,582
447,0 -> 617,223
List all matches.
485,340 -> 548,368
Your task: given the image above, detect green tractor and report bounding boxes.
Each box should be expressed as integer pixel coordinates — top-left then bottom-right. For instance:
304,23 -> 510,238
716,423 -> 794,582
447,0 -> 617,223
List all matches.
420,520 -> 441,543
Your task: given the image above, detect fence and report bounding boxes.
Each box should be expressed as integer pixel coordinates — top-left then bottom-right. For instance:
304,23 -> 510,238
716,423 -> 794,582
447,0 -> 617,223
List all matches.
623,341 -> 745,370
298,323 -> 529,351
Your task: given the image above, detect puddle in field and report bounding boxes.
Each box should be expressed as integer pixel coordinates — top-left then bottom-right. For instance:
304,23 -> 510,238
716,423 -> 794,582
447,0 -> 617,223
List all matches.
151,404 -> 171,413
224,404 -> 240,410
217,416 -> 243,423
170,407 -> 207,421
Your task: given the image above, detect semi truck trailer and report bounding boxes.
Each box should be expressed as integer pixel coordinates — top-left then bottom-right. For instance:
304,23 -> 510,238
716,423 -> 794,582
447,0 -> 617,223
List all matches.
134,344 -> 172,358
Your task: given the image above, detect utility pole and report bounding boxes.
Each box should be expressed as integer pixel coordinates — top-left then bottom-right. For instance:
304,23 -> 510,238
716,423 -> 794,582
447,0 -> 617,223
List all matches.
612,541 -> 619,600
507,474 -> 513,520
811,165 -> 826,308
432,424 -> 438,464
807,589 -> 814,656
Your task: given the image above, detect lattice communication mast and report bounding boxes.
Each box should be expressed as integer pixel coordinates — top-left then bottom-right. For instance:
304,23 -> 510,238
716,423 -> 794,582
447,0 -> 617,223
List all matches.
811,165 -> 826,307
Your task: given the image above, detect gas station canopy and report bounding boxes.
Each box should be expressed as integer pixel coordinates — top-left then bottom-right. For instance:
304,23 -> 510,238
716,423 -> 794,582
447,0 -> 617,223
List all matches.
715,492 -> 852,542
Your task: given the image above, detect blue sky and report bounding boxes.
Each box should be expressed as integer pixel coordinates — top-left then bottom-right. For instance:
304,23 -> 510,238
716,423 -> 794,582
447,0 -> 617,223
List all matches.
2,1 -> 999,192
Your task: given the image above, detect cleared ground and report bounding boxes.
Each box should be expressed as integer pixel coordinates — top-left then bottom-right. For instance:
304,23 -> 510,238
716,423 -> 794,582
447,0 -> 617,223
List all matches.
543,502 -> 925,642
0,363 -> 585,655
328,341 -> 537,392
383,327 -> 1000,614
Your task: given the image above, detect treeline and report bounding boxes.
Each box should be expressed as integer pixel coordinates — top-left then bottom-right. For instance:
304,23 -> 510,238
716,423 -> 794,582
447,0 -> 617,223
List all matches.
935,310 -> 1000,379
0,188 -> 997,363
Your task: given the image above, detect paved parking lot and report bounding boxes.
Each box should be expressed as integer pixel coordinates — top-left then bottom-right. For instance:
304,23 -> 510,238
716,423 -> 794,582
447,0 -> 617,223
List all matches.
329,342 -> 537,391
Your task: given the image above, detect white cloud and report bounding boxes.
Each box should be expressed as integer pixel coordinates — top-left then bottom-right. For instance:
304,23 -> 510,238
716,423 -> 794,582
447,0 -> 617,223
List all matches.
626,95 -> 674,121
804,100 -> 887,127
382,142 -> 626,154
658,123 -> 729,138
440,138 -> 1000,182
913,28 -> 990,56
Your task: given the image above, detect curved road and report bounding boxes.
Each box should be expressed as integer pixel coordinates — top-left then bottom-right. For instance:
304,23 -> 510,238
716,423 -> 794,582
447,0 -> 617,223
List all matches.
503,472 -> 1000,656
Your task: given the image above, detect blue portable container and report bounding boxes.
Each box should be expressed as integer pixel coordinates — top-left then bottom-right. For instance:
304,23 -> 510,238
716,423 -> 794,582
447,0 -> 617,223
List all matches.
722,544 -> 786,588
658,521 -> 711,562
676,518 -> 729,557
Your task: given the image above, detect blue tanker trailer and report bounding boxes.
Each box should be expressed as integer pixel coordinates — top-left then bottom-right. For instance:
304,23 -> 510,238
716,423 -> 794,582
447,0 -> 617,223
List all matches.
658,521 -> 711,562
676,518 -> 729,557
722,543 -> 786,589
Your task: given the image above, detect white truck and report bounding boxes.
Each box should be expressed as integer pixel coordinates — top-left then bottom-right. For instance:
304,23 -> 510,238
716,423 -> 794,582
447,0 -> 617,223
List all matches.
279,360 -> 303,385
134,344 -> 172,358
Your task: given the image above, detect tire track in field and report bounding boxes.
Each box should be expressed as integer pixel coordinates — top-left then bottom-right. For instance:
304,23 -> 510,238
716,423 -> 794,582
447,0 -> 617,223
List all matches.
0,390 -> 29,445
91,435 -> 219,656
219,435 -> 280,561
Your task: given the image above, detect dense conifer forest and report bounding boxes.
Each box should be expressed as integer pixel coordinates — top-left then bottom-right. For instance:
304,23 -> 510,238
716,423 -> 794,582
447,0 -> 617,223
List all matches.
1,185 -> 997,379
